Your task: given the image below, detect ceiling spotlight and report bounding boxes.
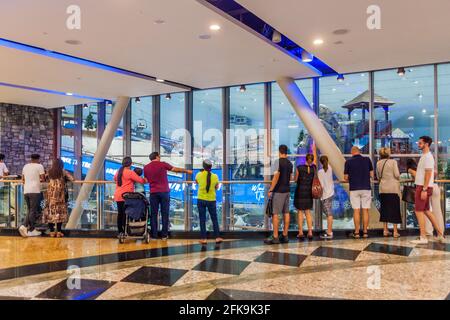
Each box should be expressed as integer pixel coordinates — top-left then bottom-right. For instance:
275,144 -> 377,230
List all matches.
337,74 -> 345,82
135,97 -> 141,104
156,78 -> 165,83
165,93 -> 172,100
209,24 -> 221,31
272,30 -> 282,43
83,104 -> 88,109
301,50 -> 313,62
397,67 -> 406,76
66,92 -> 73,96
239,85 -> 246,93
313,38 -> 324,45
106,100 -> 112,107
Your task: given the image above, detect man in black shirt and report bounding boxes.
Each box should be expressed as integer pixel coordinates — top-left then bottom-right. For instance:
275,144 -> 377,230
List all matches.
344,146 -> 374,238
265,145 -> 293,245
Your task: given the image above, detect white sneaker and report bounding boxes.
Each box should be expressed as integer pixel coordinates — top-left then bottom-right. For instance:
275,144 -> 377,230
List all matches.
411,237 -> 428,245
18,225 -> 28,238
27,230 -> 42,237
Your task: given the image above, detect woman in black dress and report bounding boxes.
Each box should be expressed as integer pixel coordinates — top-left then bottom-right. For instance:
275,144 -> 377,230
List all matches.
294,153 -> 316,240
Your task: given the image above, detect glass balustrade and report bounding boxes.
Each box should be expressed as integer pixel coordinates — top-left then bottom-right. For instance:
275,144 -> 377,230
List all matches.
0,179 -> 448,233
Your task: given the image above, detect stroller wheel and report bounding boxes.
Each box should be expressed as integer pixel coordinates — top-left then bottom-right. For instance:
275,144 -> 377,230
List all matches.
144,233 -> 151,244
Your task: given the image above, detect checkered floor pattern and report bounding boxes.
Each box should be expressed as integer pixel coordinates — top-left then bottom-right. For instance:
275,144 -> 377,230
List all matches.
6,240 -> 447,300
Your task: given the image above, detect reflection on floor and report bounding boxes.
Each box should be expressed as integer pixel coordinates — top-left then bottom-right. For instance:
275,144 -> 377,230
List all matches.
0,236 -> 448,300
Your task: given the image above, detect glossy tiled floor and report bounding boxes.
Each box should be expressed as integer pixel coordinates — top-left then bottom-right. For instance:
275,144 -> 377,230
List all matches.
0,236 -> 448,300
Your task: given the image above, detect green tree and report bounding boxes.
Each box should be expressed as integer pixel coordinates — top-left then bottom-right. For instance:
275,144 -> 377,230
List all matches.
85,113 -> 95,130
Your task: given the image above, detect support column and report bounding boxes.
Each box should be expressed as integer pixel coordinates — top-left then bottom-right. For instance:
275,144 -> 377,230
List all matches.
277,77 -> 381,228
66,96 -> 130,229
277,77 -> 346,180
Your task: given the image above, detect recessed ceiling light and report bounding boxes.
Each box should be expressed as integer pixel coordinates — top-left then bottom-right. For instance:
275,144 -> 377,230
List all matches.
156,78 -> 165,83
66,92 -> 73,96
209,24 -> 221,31
313,38 -> 324,45
199,34 -> 211,40
332,29 -> 350,35
301,50 -> 313,62
65,40 -> 82,45
154,19 -> 165,24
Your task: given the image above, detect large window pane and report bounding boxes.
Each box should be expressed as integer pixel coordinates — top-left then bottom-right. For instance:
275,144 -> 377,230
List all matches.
320,73 -> 369,154
61,105 -> 76,174
131,97 -> 153,168
374,66 -> 434,155
229,84 -> 265,230
161,92 -> 187,231
272,79 -> 313,157
82,103 -> 98,179
192,89 -> 223,231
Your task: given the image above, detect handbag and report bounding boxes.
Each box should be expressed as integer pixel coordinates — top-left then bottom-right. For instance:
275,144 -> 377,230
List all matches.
402,173 -> 416,204
311,165 -> 323,199
265,197 -> 273,217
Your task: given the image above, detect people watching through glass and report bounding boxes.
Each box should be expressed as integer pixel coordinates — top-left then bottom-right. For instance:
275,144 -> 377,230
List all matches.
114,157 -> 146,238
376,148 -> 401,238
294,153 -> 316,241
318,155 -> 335,240
265,145 -> 293,245
195,160 -> 223,245
344,146 -> 374,239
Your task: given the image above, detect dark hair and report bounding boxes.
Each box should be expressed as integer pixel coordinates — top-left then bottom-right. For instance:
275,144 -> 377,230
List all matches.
0,154 -> 5,161
406,158 -> 417,171
117,157 -> 132,187
320,155 -> 329,172
306,153 -> 314,163
279,145 -> 288,155
48,159 -> 65,180
203,160 -> 213,193
419,136 -> 433,147
133,167 -> 143,176
31,154 -> 40,160
149,152 -> 159,161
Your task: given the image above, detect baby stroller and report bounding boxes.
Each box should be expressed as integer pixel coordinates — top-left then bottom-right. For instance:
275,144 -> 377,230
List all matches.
119,192 -> 151,244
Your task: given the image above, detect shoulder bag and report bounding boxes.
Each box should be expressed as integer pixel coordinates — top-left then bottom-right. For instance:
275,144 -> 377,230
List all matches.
311,165 -> 323,199
402,173 -> 416,204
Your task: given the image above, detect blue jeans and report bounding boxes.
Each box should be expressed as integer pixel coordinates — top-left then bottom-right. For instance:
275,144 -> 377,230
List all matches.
197,199 -> 220,239
150,192 -> 170,238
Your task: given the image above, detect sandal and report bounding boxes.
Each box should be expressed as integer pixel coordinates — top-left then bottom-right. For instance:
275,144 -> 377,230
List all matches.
349,232 -> 360,239
49,232 -> 56,238
297,234 -> 305,241
215,238 -> 224,244
383,231 -> 392,237
363,232 -> 369,239
393,233 -> 401,238
199,239 -> 208,245
56,232 -> 64,238
307,233 -> 314,240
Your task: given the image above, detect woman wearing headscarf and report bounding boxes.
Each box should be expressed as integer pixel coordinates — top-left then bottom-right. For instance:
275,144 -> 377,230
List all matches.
43,158 -> 74,238
114,157 -> 146,237
195,160 -> 223,244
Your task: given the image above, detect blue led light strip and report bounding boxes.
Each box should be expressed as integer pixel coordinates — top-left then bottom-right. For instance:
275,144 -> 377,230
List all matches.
200,0 -> 337,76
0,81 -> 104,101
0,38 -> 193,91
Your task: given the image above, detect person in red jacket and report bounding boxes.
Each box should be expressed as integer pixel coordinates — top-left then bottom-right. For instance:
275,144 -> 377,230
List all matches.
114,157 -> 146,237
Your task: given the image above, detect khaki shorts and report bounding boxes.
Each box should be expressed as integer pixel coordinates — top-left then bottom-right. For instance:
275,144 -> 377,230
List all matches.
350,190 -> 372,209
272,192 -> 290,214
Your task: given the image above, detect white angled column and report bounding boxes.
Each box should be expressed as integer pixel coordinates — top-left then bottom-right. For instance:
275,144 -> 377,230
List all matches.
66,96 -> 130,229
277,77 -> 381,226
277,77 -> 346,180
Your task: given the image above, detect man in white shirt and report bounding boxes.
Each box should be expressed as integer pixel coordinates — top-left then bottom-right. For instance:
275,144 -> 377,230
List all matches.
0,154 -> 9,178
411,136 -> 445,244
18,154 -> 46,238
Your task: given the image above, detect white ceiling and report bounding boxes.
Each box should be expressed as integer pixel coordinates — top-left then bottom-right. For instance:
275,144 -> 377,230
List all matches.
0,85 -> 94,108
0,0 -> 317,109
238,0 -> 450,74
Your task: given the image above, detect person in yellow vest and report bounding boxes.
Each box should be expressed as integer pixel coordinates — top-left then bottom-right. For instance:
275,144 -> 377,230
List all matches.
195,160 -> 223,245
